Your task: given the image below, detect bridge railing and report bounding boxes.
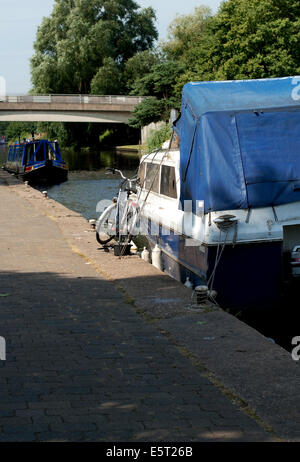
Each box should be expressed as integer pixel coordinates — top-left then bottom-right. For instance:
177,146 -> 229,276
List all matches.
1,95 -> 144,105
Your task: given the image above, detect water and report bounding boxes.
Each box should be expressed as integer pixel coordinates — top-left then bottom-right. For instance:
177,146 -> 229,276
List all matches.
42,171 -> 124,221
0,144 -> 139,220
38,148 -> 139,220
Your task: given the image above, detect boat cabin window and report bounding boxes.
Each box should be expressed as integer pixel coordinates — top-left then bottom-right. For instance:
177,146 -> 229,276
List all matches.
160,165 -> 177,199
24,144 -> 34,164
17,146 -> 24,162
48,144 -> 56,160
144,163 -> 160,193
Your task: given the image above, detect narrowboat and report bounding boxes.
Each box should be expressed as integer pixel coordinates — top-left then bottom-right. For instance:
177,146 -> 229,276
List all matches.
3,139 -> 68,184
135,76 -> 300,313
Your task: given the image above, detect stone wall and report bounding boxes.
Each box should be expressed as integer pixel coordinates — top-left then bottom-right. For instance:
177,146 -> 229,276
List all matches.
141,120 -> 165,145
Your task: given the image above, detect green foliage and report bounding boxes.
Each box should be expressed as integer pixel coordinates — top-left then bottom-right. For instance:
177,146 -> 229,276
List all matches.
90,58 -> 122,95
168,0 -> 300,84
130,61 -> 185,99
128,97 -> 166,128
128,61 -> 185,128
199,0 -> 300,80
36,122 -> 70,146
162,6 -> 212,66
0,123 -> 8,136
124,49 -> 162,92
145,124 -> 172,153
29,0 -> 300,145
5,123 -> 37,143
30,0 -> 158,149
130,0 -> 300,130
31,0 -> 158,94
99,128 -> 114,145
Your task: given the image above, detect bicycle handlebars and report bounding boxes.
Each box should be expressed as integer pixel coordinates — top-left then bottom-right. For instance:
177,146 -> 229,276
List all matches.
105,167 -> 137,184
105,167 -> 126,179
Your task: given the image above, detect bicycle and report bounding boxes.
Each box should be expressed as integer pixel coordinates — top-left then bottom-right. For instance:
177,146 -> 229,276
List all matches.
96,168 -> 140,246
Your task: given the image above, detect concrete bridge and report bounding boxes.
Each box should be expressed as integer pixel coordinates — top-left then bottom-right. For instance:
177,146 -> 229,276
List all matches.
0,94 -> 144,123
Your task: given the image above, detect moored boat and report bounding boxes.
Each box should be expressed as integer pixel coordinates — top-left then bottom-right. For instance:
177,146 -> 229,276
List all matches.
135,76 -> 300,312
3,139 -> 68,184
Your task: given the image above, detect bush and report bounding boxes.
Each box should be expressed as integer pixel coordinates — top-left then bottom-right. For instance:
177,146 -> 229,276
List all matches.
146,124 -> 172,153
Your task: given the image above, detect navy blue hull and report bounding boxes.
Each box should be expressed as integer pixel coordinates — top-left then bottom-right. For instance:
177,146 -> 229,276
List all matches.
20,165 -> 68,185
4,162 -> 68,185
145,223 -> 284,312
206,241 -> 283,311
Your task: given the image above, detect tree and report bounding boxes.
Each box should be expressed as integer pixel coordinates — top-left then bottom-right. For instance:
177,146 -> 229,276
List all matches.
30,0 -> 158,148
127,6 -> 214,127
124,49 -> 161,93
172,0 -> 300,84
0,123 -> 8,136
90,57 -> 122,94
128,61 -> 185,128
162,6 -> 212,66
5,123 -> 37,143
128,97 -> 166,128
197,0 -> 299,80
31,0 -> 158,94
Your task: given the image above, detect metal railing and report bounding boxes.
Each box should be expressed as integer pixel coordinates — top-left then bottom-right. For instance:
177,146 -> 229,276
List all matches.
0,94 -> 144,105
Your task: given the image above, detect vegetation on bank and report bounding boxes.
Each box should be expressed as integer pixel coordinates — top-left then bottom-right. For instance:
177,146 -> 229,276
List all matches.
145,124 -> 172,153
1,0 -> 300,149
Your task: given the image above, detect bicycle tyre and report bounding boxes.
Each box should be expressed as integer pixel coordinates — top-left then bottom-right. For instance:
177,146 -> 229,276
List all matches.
96,202 -> 117,245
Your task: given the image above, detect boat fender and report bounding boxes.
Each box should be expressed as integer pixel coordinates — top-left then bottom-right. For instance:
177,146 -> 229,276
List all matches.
152,244 -> 163,271
130,240 -> 138,251
89,219 -> 96,230
184,277 -> 193,289
141,247 -> 150,262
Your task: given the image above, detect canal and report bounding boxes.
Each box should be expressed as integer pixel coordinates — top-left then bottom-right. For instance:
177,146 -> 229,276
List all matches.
0,143 -> 299,353
0,144 -> 139,221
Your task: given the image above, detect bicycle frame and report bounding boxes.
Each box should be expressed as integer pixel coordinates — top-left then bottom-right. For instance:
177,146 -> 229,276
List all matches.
105,168 -> 139,240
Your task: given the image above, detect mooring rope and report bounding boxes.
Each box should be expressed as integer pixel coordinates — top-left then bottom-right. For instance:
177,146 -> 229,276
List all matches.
207,215 -> 239,298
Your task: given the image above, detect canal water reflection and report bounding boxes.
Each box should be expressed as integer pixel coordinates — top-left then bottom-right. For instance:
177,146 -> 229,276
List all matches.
46,149 -> 140,220
0,144 -> 140,220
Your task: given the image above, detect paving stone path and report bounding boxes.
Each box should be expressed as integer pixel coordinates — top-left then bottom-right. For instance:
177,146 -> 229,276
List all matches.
0,179 -> 276,441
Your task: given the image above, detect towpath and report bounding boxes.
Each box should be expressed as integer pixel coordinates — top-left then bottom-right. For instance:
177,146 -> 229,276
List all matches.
0,170 -> 295,442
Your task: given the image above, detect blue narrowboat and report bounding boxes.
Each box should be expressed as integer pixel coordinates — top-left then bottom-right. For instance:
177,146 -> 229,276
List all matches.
3,139 -> 68,184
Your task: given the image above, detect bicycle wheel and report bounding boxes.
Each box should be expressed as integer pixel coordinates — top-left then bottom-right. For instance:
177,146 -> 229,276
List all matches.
96,202 -> 117,245
118,198 -> 140,244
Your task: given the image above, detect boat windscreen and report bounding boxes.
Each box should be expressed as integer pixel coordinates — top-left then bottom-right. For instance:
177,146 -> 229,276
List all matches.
47,142 -> 56,160
35,143 -> 45,162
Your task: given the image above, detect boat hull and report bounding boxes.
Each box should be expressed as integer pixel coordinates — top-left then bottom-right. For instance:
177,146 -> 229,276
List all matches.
145,225 -> 284,313
4,163 -> 68,185
20,164 -> 68,185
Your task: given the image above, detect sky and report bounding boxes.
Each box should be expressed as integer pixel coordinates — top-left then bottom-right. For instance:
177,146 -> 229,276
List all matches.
0,0 -> 223,95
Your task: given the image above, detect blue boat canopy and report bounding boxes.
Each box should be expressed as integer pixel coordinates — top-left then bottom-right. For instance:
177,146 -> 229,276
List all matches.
174,77 -> 300,212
